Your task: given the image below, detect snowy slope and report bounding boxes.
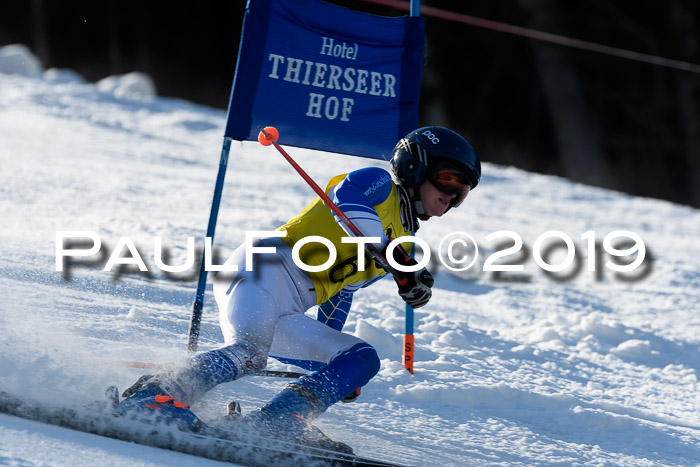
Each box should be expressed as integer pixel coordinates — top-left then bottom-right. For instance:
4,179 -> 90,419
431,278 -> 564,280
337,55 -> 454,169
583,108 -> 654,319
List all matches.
1,46 -> 699,466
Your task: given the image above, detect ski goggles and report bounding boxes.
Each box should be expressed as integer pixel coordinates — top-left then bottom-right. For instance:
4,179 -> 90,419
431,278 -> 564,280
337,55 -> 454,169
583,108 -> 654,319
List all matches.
429,162 -> 471,207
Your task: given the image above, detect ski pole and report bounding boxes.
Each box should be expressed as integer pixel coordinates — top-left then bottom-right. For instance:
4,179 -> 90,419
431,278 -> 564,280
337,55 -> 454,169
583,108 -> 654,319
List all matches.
259,126 -> 414,376
257,126 -> 409,286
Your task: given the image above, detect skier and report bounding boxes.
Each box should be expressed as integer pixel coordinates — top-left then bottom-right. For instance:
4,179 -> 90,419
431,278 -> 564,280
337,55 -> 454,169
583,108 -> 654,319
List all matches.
116,126 -> 481,450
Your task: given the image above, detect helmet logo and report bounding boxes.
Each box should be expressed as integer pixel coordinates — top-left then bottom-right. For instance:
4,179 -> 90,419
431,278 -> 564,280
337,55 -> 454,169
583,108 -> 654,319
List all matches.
396,138 -> 412,153
421,130 -> 440,145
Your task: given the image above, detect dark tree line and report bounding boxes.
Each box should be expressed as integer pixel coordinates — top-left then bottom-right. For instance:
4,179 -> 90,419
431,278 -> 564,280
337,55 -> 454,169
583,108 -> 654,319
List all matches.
1,0 -> 698,207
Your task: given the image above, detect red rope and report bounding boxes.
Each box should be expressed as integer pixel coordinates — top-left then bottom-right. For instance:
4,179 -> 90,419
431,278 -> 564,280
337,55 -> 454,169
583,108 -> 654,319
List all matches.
361,0 -> 700,74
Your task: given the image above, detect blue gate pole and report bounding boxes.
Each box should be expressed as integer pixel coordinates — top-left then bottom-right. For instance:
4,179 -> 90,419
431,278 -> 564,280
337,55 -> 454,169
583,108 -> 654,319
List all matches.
410,0 -> 420,16
403,0 -> 421,374
186,137 -> 232,353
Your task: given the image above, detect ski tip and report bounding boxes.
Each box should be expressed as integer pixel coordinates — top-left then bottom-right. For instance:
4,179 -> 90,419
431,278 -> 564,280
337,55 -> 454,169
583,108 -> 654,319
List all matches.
258,126 -> 279,146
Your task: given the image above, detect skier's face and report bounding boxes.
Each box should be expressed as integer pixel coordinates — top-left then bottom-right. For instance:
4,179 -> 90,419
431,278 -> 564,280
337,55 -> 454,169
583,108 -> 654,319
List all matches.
419,180 -> 469,218
428,163 -> 471,208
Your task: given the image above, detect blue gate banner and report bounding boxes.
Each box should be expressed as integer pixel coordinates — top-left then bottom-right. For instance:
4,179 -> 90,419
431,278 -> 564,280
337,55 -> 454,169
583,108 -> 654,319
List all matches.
225,0 -> 426,160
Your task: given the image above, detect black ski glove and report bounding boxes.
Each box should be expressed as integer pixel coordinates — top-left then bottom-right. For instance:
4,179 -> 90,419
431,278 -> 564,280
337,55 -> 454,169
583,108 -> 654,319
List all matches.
385,245 -> 434,308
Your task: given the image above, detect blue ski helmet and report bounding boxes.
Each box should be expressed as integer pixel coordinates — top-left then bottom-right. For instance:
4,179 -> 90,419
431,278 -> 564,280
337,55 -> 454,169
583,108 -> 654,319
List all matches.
390,126 -> 481,192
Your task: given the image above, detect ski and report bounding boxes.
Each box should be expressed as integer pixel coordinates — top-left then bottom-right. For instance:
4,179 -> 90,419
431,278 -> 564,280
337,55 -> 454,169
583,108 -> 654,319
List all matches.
0,390 -> 399,466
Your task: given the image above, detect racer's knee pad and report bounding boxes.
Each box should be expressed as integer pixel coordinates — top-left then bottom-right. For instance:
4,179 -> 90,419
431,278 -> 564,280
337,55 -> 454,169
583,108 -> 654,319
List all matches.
294,342 -> 380,413
330,342 -> 380,387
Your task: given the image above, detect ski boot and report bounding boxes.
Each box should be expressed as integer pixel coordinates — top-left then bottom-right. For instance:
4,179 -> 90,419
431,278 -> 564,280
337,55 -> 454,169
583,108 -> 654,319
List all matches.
114,374 -> 202,432
238,383 -> 354,455
240,409 -> 354,454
